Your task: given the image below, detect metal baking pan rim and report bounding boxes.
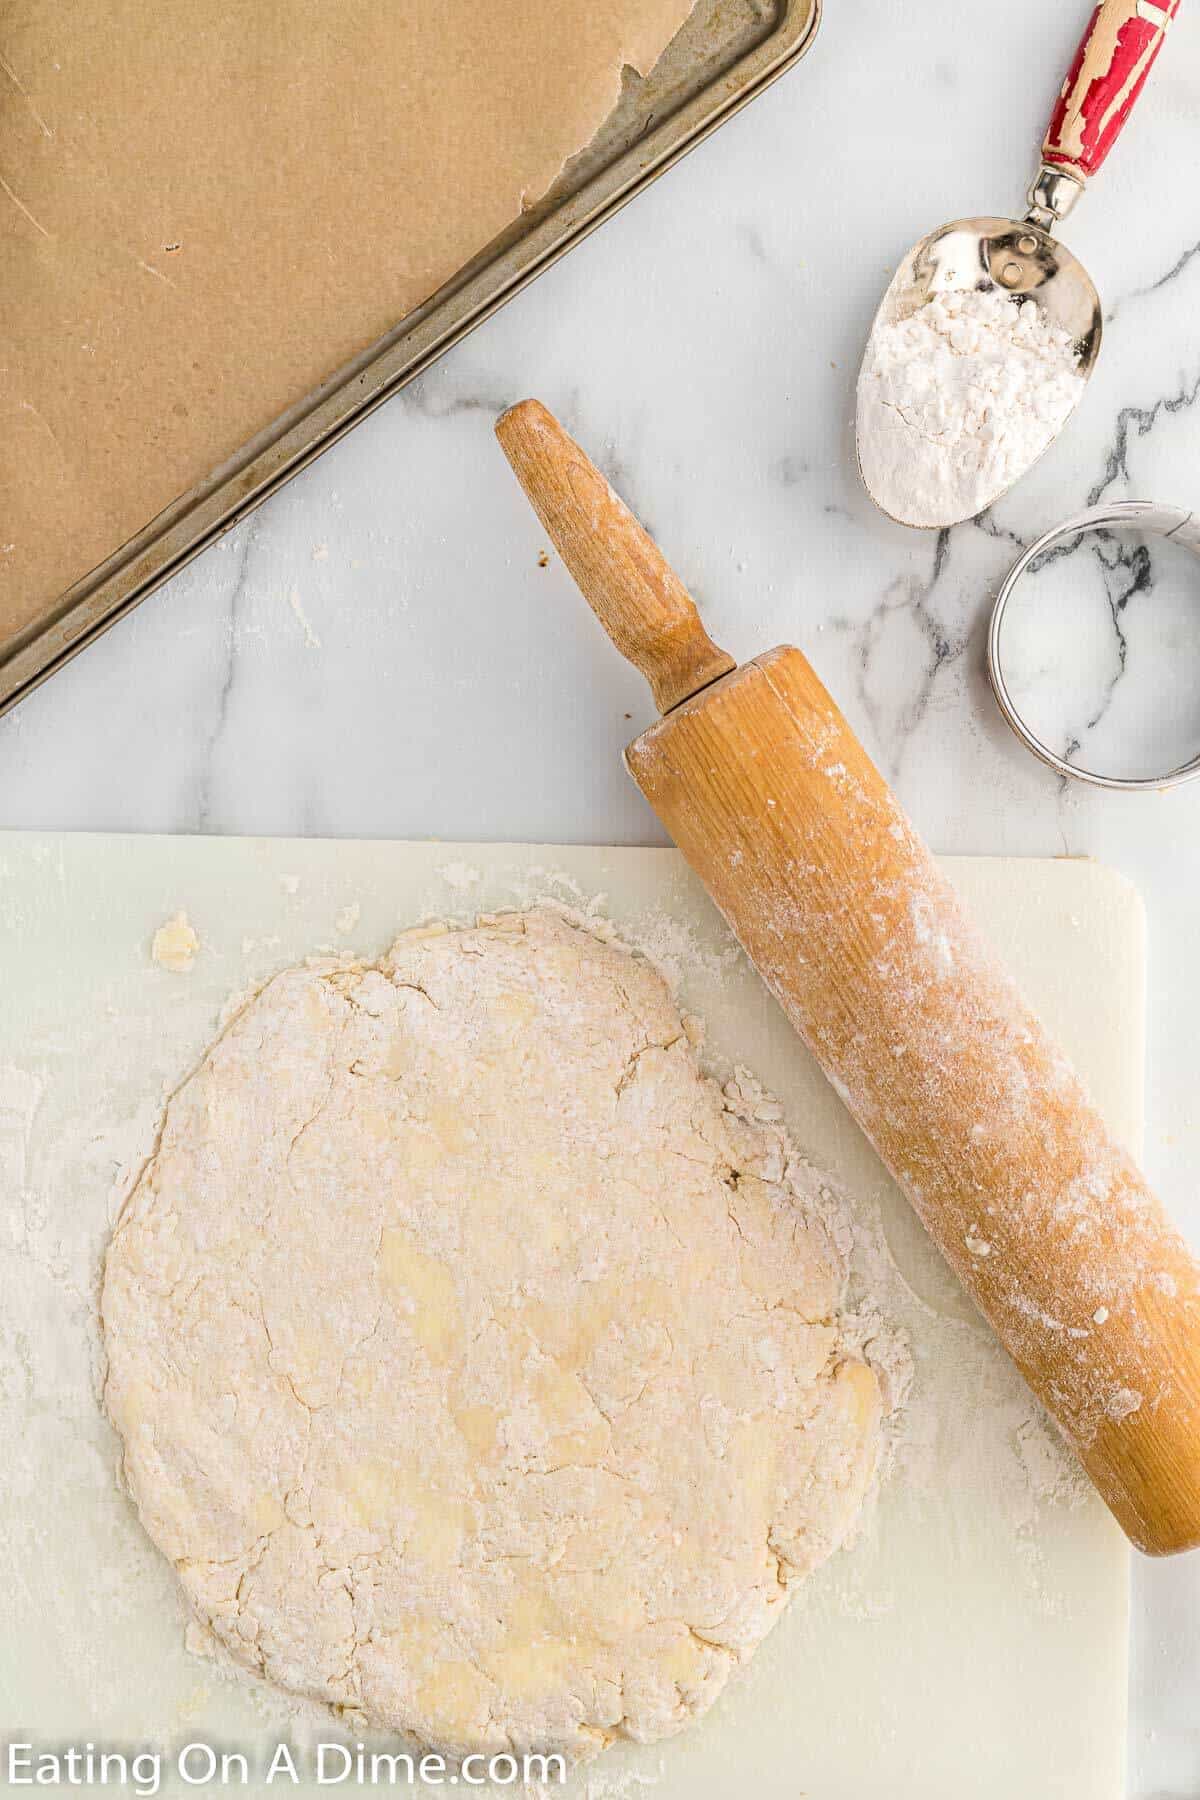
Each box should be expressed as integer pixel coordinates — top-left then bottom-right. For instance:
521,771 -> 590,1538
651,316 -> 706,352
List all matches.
0,0 -> 820,720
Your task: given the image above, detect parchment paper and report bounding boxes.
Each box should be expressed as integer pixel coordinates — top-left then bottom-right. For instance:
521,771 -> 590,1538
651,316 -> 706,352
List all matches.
0,0 -> 696,643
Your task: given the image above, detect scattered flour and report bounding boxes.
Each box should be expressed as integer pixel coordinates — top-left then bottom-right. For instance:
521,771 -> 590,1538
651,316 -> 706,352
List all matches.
437,860 -> 481,892
857,285 -> 1086,527
0,1061 -> 43,1197
286,586 -> 322,650
584,1765 -> 664,1800
625,908 -> 740,996
1014,1412 -> 1090,1512
241,933 -> 283,957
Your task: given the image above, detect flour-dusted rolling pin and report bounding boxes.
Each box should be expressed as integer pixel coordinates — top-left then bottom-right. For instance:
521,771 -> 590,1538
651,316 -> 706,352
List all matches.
495,399 -> 1200,1556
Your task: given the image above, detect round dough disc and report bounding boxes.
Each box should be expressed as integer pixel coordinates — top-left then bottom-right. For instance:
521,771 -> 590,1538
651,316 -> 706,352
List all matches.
102,910 -> 882,1760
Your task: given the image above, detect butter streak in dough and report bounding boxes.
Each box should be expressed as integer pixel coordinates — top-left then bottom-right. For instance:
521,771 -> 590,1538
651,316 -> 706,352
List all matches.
102,910 -> 883,1760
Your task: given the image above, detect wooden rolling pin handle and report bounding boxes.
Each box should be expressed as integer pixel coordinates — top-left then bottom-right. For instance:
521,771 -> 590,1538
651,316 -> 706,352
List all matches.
494,400 -> 1200,1557
496,401 -> 735,714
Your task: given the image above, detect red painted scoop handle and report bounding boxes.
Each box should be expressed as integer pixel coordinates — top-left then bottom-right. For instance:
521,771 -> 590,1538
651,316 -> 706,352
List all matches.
1045,0 -> 1181,182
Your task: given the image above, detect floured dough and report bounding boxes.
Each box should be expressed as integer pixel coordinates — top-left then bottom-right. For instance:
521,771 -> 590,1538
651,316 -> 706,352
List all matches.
102,910 -> 883,1761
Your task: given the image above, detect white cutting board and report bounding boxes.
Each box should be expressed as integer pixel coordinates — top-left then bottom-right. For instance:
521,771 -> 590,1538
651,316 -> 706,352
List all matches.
0,835 -> 1138,1799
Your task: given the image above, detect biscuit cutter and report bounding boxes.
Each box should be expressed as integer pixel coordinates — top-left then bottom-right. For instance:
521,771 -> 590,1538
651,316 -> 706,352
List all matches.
987,500 -> 1200,791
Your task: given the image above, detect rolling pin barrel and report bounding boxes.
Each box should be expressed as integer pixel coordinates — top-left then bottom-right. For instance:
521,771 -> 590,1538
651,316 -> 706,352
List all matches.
496,399 -> 1200,1556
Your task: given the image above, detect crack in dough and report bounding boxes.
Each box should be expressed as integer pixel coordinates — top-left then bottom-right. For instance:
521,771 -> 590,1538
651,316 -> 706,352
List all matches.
101,909 -> 885,1762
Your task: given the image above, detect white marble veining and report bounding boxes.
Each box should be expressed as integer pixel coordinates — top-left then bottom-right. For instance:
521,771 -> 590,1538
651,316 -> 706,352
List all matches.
2,1 -> 1198,1792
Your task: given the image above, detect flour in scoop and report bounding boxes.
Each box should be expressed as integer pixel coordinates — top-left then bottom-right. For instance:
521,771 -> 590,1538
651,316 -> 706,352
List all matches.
857,286 -> 1086,528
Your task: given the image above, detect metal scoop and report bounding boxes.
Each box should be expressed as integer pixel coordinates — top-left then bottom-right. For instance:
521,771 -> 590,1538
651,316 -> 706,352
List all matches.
856,0 -> 1181,530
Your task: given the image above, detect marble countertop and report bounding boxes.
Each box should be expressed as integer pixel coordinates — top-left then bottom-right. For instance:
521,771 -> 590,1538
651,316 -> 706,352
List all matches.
2,1 -> 1198,1792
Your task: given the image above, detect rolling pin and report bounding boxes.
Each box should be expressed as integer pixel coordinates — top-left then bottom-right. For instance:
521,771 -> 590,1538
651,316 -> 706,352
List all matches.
495,398 -> 1200,1556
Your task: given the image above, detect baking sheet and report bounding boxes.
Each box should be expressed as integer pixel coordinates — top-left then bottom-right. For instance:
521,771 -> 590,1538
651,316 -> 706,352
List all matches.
0,0 -> 818,719
0,836 -> 1132,1798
